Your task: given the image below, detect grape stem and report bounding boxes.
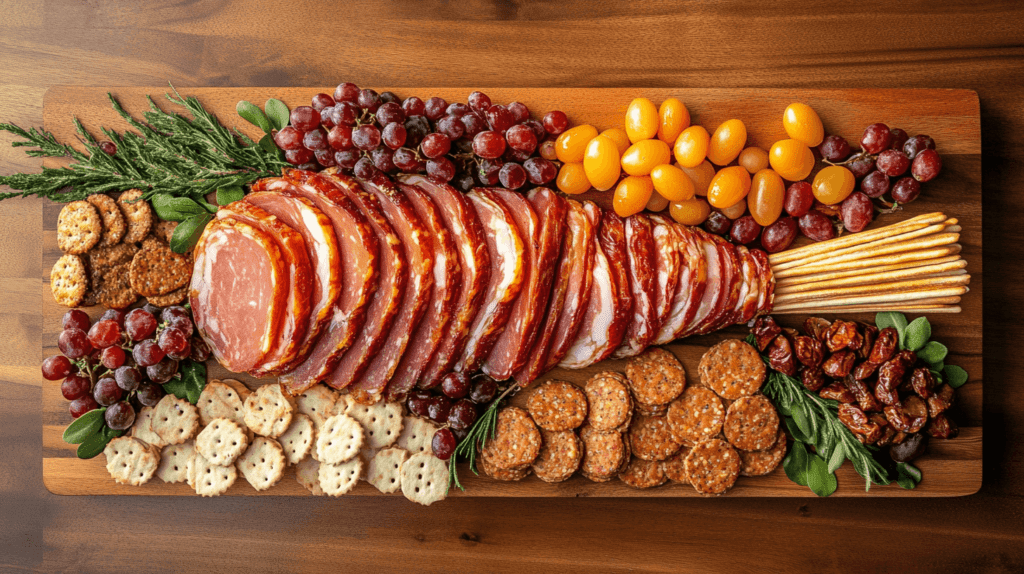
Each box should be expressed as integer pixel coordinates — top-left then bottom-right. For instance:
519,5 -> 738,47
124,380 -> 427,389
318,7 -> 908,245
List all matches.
822,149 -> 876,167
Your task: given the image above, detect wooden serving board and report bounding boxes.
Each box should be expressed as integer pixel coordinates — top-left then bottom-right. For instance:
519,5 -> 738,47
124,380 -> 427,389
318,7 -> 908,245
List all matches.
41,87 -> 981,497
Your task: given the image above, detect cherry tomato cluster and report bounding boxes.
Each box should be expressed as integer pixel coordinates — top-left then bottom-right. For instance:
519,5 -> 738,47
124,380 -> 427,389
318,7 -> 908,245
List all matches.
403,372 -> 500,460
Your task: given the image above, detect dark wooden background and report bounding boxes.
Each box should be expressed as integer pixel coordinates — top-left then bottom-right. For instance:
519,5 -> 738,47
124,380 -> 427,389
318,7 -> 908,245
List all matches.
1,1 -> 1022,571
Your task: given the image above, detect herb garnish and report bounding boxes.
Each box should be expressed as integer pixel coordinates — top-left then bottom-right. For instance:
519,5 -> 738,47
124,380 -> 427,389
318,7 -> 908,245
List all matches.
447,384 -> 520,493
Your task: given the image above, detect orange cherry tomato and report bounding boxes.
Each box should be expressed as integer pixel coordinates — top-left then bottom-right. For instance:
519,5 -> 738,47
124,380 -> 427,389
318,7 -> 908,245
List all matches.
670,197 -> 712,226
621,139 -> 672,177
650,163 -> 695,202
614,176 -> 654,217
738,146 -> 769,174
625,98 -> 659,143
599,128 -> 631,156
673,125 -> 710,168
783,102 -> 825,147
747,168 -> 786,226
657,98 -> 690,145
707,119 -> 747,166
555,124 -> 599,164
707,165 -> 752,209
583,135 -> 622,191
679,160 -> 716,196
557,162 -> 591,195
646,191 -> 670,212
769,139 -> 815,181
812,165 -> 856,205
720,200 -> 747,220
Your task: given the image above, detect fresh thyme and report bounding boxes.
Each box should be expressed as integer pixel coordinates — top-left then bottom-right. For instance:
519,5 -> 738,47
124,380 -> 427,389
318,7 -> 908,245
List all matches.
447,384 -> 520,493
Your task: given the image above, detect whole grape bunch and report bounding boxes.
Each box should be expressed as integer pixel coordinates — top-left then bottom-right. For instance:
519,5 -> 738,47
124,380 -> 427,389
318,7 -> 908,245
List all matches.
42,305 -> 211,432
272,83 -> 569,192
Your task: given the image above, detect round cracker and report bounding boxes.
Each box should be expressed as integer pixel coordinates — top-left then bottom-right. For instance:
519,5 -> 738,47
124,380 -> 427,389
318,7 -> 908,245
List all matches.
343,398 -> 404,449
117,189 -> 153,244
156,441 -> 194,484
151,394 -> 199,446
367,447 -> 408,494
129,241 -> 192,297
104,436 -> 159,486
627,414 -> 681,461
480,407 -> 541,471
195,417 -> 248,466
131,406 -> 166,449
724,394 -> 781,451
190,451 -> 237,496
739,430 -> 788,477
527,380 -> 588,431
57,200 -> 102,254
584,372 -> 633,431
579,425 -> 628,482
667,386 -> 726,447
236,437 -> 286,491
400,452 -> 448,506
698,339 -> 767,400
531,429 -> 582,483
87,242 -> 138,275
319,457 -> 362,497
197,381 -> 247,429
50,254 -> 88,307
683,438 -> 741,496
619,457 -> 667,489
95,261 -> 137,309
315,413 -> 364,465
626,348 -> 687,406
296,384 -> 338,430
480,452 -> 532,481
662,446 -> 692,484
146,285 -> 188,307
154,219 -> 178,243
295,457 -> 324,496
243,383 -> 294,438
86,193 -> 126,246
396,416 -> 437,455
278,413 -> 315,465
635,401 -> 669,417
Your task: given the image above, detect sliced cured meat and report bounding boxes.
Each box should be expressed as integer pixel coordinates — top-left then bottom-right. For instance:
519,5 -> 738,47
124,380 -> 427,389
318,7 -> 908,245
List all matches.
384,182 -> 460,401
559,202 -> 621,369
215,200 -> 313,377
593,209 -> 632,360
672,225 -> 709,339
748,248 -> 775,316
457,189 -> 525,373
543,200 -> 596,371
273,170 -> 378,395
701,237 -> 742,334
190,218 -> 287,373
679,228 -> 722,338
482,188 -> 565,380
651,222 -> 690,345
398,174 -> 490,388
648,215 -> 681,333
243,190 -> 341,373
612,214 -> 658,359
734,246 -> 761,325
321,171 -> 406,392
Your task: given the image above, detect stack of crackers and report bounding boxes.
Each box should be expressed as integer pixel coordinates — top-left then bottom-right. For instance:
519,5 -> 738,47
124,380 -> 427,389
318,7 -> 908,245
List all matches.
103,380 -> 451,505
50,189 -> 192,309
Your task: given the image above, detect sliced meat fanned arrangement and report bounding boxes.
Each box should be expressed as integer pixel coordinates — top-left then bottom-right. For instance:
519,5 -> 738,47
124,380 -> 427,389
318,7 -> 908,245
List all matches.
190,170 -> 776,401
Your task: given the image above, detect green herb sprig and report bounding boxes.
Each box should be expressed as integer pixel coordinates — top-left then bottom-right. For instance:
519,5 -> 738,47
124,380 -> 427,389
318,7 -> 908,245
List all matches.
876,312 -> 969,389
447,384 -> 520,493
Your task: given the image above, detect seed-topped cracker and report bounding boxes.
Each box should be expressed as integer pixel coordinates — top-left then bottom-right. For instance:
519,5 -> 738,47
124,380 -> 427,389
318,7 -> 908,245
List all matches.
724,394 -> 780,451
527,380 -> 588,431
237,437 -> 286,491
57,200 -> 102,254
50,254 -> 88,307
154,220 -> 178,243
147,285 -> 187,307
95,261 -> 138,309
662,446 -> 691,484
625,347 -> 687,406
667,386 -> 726,447
117,189 -> 153,244
480,451 -> 532,481
683,438 -> 741,496
627,414 -> 681,461
243,383 -> 295,438
480,406 -> 541,471
531,429 -> 582,483
579,425 -> 628,482
698,339 -> 766,400
619,457 -> 667,489
104,436 -> 160,486
739,430 -> 787,477
87,242 -> 138,275
86,193 -> 126,246
584,372 -> 633,432
129,240 -> 192,297
400,452 -> 448,505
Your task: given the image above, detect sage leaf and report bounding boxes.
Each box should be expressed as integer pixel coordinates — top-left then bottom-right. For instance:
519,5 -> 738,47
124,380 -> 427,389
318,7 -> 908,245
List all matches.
904,316 -> 932,351
783,441 -> 810,487
150,194 -> 207,222
806,453 -> 839,497
258,133 -> 278,154
916,341 -> 948,365
784,416 -> 813,444
63,408 -> 106,444
896,462 -> 922,489
162,376 -> 188,401
236,100 -> 272,133
944,365 -> 969,389
826,442 -> 846,474
791,403 -> 814,442
216,185 -> 245,206
170,213 -> 213,254
77,432 -> 112,459
875,312 -> 908,345
265,99 -> 290,131
179,359 -> 207,404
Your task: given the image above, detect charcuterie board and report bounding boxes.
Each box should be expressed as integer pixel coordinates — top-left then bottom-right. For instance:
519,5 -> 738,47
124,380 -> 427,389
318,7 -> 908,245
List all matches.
41,87 -> 981,496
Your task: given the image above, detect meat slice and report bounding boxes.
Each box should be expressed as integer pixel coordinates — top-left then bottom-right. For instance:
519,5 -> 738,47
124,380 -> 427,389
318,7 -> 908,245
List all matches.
672,225 -> 709,339
648,215 -> 681,334
651,221 -> 691,345
272,170 -> 378,395
457,189 -> 525,373
700,236 -> 742,334
321,171 -> 406,392
543,199 -> 596,371
748,248 -> 775,316
594,209 -> 632,358
243,190 -> 341,373
398,174 -> 490,388
733,245 -> 761,325
190,218 -> 287,373
679,228 -> 722,338
348,174 -> 433,403
482,188 -> 566,381
384,182 -> 460,401
612,214 -> 658,359
215,200 -> 313,376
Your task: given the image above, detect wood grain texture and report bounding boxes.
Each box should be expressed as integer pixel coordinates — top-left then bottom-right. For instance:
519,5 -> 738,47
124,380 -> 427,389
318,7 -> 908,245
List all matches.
2,0 -> 1023,571
39,86 -> 983,498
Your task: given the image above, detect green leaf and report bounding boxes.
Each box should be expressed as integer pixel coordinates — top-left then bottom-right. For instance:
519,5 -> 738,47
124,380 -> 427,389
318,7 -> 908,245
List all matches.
826,441 -> 846,474
151,193 -> 207,222
944,365 -> 970,389
783,441 -> 810,487
77,432 -> 112,459
216,185 -> 245,206
875,312 -> 908,345
896,462 -> 922,489
258,133 -> 278,154
784,416 -> 813,444
806,453 -> 839,497
904,316 -> 932,352
62,408 -> 106,444
916,341 -> 948,365
264,99 -> 290,131
170,213 -> 213,254
791,403 -> 815,443
179,359 -> 207,404
162,377 -> 188,400
236,100 -> 272,133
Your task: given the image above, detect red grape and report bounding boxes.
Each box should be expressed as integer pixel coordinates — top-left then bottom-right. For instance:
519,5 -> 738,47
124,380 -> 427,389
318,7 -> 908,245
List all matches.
406,390 -> 432,418
730,216 -> 762,245
911,149 -> 942,182
370,147 -> 395,172
798,210 -> 837,242
336,102 -> 361,127
274,126 -> 303,151
877,149 -> 910,177
468,376 -> 498,403
542,111 -> 569,135
889,128 -> 909,151
114,365 -> 142,392
448,400 -> 478,430
507,102 -> 530,123
315,149 -> 336,168
393,147 -> 423,173
440,372 -> 471,399
62,309 -> 91,332
503,146 -> 532,163
354,157 -> 379,179
446,103 -> 471,118
861,123 -> 892,154
190,336 -> 211,362
357,89 -> 382,112
290,106 -> 320,132
431,428 -> 456,460
840,192 -> 874,232
420,133 -> 451,159
61,373 -> 91,400
704,211 -> 732,235
352,125 -> 381,151
379,91 -> 399,105
427,395 -> 452,423
100,346 -> 126,370
42,355 -> 73,380
125,309 -> 157,341
59,328 -> 92,359
335,150 -> 360,170
93,377 -> 122,407
761,217 -> 798,253
476,159 -> 503,186
100,309 -> 126,328
334,82 -> 360,103
105,401 -> 136,430
404,116 -> 431,148
436,115 -> 465,140
319,106 -> 338,129
473,131 -> 506,159
523,119 -> 546,142
424,97 -> 448,120
295,162 -> 318,171
467,91 -> 491,113
133,339 -> 165,367
426,157 -> 456,182
891,177 -> 922,204
402,97 -> 425,117
302,127 -> 328,151
506,124 -> 538,154
539,140 -> 558,161
158,327 -> 188,355
143,302 -> 162,317
146,357 -> 179,384
523,157 -> 557,185
136,382 -> 165,407
381,123 -> 407,149
784,181 -> 815,217
846,155 -> 876,180
861,170 -> 891,198
69,396 -> 99,418
461,112 -> 488,138
485,105 -> 515,132
375,102 -> 405,126
499,163 -> 527,189
818,135 -> 852,162
311,93 -> 335,112
285,148 -> 314,166
903,135 -> 935,160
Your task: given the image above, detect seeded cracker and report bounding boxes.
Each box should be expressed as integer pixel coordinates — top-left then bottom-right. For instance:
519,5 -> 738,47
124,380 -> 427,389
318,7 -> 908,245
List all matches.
278,413 -> 314,465
154,220 -> 178,243
667,386 -> 726,447
579,425 -> 628,482
400,452 -> 448,506
129,240 -> 192,297
480,407 -> 541,471
635,401 -> 669,417
527,380 -> 588,431
295,457 -> 324,495
50,254 -> 88,307
584,372 -> 633,432
147,285 -> 188,307
131,405 -> 166,448
237,437 -> 286,491
104,436 -> 160,486
480,451 -> 532,481
190,451 -> 237,496
95,261 -> 137,309
396,416 -> 437,455
243,383 -> 295,438
367,447 -> 408,494
628,414 -> 681,461
86,193 -> 126,246
343,398 -> 404,449
619,457 -> 667,489
57,200 -> 102,254
87,242 -> 138,275
625,347 -> 687,406
195,417 -> 249,466
684,438 -> 741,496
724,395 -> 781,451
531,429 -> 583,483
151,394 -> 199,446
117,189 -> 153,244
156,441 -> 194,484
316,413 -> 364,464
296,384 -> 338,430
699,339 -> 766,400
319,457 -> 362,497
739,430 -> 788,477
662,447 -> 692,484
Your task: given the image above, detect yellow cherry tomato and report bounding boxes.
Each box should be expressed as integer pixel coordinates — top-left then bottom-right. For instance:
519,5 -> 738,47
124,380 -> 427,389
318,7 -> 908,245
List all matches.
657,98 -> 690,145
720,200 -> 747,219
646,191 -> 670,212
557,162 -> 591,195
613,176 -> 654,217
673,125 -> 710,168
783,102 -> 825,147
747,168 -> 786,226
650,163 -> 695,202
555,124 -> 599,164
707,119 -> 747,166
621,139 -> 672,177
812,165 -> 856,205
769,139 -> 815,181
600,128 -> 631,156
583,135 -> 621,191
738,146 -> 769,174
679,160 -> 716,196
707,165 -> 752,209
670,197 -> 712,226
625,98 -> 659,143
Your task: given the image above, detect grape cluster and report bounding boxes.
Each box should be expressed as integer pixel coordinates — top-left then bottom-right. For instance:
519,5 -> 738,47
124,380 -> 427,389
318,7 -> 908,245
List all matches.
43,305 -> 210,430
402,372 -> 500,460
273,83 -> 569,192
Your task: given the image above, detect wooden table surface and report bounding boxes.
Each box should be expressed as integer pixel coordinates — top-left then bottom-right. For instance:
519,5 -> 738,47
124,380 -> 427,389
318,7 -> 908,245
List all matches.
2,1 -> 1022,572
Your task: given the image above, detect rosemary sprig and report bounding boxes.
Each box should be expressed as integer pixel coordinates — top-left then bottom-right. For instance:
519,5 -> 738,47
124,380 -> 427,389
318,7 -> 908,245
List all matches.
447,384 -> 520,493
0,84 -> 287,203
